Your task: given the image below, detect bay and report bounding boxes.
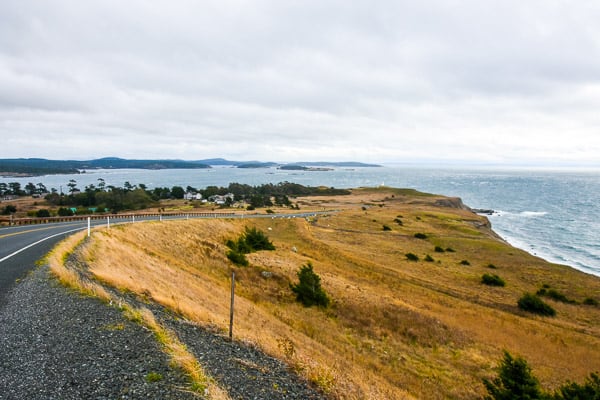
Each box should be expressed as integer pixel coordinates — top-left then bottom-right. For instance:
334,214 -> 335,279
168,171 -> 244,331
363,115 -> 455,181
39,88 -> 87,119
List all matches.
2,165 -> 599,277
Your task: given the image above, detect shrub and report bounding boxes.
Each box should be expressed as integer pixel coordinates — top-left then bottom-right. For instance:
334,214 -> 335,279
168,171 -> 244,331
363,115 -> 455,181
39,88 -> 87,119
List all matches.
483,351 -> 544,400
414,233 -> 428,239
394,218 -> 403,226
583,298 -> 598,306
482,273 -> 506,287
460,260 -> 471,266
242,226 -> 275,251
1,205 -> 17,215
36,209 -> 51,217
518,293 -> 556,316
485,352 -> 600,400
536,287 -> 577,304
487,263 -> 498,269
405,253 -> 419,261
446,247 -> 456,252
57,207 -> 74,216
434,246 -> 445,253
424,254 -> 434,262
290,262 -> 330,307
382,225 -> 392,231
226,250 -> 248,266
226,227 -> 275,254
553,372 -> 600,399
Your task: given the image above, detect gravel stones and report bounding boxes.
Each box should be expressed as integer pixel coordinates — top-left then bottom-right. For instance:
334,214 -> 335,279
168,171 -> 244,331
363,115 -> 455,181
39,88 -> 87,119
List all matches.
0,266 -> 326,399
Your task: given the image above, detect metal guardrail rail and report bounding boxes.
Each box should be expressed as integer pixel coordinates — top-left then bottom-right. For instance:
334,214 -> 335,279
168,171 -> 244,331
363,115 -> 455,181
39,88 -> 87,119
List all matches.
0,212 -> 237,226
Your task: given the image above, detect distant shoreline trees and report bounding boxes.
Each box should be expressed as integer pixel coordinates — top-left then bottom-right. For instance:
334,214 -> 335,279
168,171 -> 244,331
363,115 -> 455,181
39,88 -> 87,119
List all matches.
13,180 -> 349,214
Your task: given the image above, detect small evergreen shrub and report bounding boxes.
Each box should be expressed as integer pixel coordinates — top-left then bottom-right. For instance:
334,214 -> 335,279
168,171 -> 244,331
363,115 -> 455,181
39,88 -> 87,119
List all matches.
434,246 -> 445,253
226,250 -> 248,266
414,233 -> 428,239
424,254 -> 434,262
554,372 -> 600,399
583,298 -> 598,306
242,226 -> 275,251
460,260 -> 471,266
1,205 -> 17,215
537,287 -> 576,304
482,273 -> 506,287
394,218 -> 403,225
518,293 -> 556,316
484,352 -> 600,399
405,253 -> 419,261
382,225 -> 392,231
487,263 -> 498,269
36,209 -> 51,217
483,351 -> 543,400
290,262 -> 330,307
446,247 -> 456,252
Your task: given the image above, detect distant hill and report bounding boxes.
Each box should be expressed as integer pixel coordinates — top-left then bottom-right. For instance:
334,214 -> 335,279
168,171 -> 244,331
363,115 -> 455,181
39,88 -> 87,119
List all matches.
0,158 -> 211,176
0,157 -> 380,176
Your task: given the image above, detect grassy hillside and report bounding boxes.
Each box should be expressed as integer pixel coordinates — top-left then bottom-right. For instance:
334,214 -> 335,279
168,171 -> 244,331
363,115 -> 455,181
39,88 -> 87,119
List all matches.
72,188 -> 600,399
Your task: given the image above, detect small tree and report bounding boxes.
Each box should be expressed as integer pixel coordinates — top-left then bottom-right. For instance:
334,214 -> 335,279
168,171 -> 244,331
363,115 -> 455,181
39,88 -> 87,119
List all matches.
483,351 -> 544,400
290,262 -> 330,307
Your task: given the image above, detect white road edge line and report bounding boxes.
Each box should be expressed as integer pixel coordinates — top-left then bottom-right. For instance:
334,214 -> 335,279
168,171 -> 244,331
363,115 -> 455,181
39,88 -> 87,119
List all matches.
0,227 -> 86,264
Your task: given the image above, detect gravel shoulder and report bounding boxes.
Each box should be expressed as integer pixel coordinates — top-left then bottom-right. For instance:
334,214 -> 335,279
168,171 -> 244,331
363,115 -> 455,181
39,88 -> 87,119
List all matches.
0,265 -> 325,400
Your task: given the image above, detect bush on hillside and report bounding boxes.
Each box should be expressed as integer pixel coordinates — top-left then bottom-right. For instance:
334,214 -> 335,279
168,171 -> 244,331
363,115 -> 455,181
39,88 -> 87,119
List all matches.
583,298 -> 598,306
226,250 -> 249,266
518,293 -> 556,316
537,288 -> 576,304
36,209 -> 51,217
483,351 -> 544,400
290,262 -> 330,307
553,372 -> 600,399
482,273 -> 506,287
405,253 -> 419,261
484,352 -> 600,400
414,233 -> 428,239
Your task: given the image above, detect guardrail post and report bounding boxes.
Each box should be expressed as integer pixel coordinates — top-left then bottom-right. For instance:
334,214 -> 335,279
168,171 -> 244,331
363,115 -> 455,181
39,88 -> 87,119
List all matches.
132,215 -> 135,224
107,216 -> 110,229
87,217 -> 91,237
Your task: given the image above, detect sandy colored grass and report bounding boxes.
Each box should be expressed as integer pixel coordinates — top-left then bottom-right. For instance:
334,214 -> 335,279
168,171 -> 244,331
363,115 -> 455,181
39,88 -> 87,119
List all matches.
77,188 -> 600,399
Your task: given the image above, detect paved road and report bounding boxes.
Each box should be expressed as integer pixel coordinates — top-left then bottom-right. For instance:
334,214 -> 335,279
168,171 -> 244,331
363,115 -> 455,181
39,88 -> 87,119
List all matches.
0,222 -> 89,306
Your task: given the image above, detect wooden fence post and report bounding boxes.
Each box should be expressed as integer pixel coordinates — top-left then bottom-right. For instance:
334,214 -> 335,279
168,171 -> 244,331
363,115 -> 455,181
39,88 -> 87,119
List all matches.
229,270 -> 235,340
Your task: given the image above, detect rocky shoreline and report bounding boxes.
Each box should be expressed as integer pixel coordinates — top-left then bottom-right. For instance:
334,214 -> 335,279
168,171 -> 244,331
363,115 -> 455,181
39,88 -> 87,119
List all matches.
0,266 -> 325,399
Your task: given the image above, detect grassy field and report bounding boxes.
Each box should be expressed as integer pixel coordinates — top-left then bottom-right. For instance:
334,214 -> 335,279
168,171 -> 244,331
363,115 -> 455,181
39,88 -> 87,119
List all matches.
64,188 -> 599,399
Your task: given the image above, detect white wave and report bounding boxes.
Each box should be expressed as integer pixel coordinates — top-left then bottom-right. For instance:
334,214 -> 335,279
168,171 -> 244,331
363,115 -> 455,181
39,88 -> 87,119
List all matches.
520,211 -> 548,217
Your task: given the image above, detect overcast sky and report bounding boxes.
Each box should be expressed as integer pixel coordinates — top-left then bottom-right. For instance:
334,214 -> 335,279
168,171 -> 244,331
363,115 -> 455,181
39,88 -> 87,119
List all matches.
1,1 -> 600,165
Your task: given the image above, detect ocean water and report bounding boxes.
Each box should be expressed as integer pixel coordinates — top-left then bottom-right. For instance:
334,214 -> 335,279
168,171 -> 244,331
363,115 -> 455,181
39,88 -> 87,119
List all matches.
2,166 -> 599,277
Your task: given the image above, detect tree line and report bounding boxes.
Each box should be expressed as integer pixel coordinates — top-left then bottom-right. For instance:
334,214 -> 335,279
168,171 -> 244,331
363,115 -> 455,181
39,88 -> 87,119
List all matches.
2,179 -> 350,214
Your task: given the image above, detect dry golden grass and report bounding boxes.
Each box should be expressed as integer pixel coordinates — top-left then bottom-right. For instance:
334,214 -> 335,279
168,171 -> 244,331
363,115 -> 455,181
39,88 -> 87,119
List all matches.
75,188 -> 600,399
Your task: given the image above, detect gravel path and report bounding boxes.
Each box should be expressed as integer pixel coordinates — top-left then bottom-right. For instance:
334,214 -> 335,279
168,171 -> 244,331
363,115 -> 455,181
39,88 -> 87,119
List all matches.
0,265 -> 326,400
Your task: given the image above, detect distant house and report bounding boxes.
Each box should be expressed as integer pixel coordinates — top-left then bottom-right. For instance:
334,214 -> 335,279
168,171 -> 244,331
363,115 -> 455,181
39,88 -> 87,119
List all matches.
184,192 -> 203,201
208,193 -> 235,205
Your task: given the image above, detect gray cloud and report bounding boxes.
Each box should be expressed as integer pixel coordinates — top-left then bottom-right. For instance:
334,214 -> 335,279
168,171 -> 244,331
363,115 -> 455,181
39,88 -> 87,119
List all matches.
1,0 -> 600,165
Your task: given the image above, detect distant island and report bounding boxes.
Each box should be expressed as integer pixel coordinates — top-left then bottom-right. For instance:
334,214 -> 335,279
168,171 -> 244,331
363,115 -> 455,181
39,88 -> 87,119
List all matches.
0,157 -> 380,176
